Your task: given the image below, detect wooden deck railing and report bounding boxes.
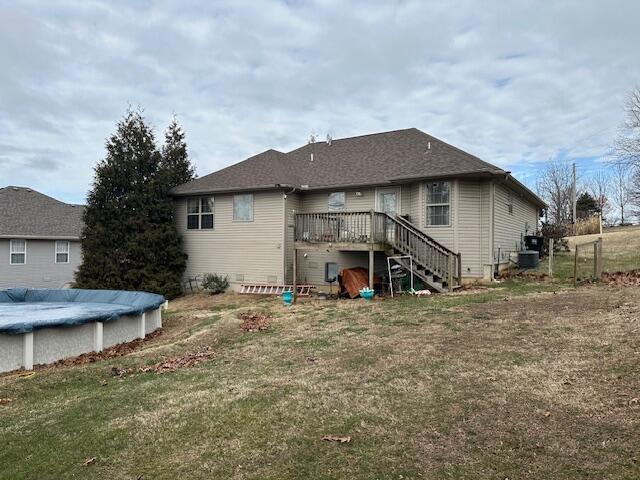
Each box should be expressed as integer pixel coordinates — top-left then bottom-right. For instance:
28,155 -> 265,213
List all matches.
294,211 -> 462,288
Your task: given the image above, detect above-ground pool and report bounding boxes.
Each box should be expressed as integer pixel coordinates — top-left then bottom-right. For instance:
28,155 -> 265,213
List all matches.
0,288 -> 165,373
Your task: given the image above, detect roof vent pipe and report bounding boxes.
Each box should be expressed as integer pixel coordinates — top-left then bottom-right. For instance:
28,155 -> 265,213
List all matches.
326,133 -> 332,146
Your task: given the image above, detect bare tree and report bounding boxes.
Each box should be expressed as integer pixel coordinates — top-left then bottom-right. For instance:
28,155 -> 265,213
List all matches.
536,159 -> 574,225
613,87 -> 640,223
611,163 -> 632,224
588,169 -> 612,222
614,88 -> 640,167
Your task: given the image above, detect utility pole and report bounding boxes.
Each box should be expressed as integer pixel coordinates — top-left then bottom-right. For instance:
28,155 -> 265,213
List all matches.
572,162 -> 577,235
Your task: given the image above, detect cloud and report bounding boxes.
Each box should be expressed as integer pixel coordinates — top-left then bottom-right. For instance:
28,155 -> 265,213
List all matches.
1,0 -> 639,203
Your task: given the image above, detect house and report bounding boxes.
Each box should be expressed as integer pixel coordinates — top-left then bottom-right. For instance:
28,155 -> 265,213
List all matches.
172,128 -> 545,292
0,186 -> 84,289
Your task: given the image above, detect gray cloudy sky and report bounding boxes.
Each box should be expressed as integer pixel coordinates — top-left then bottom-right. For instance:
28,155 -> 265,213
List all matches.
1,0 -> 639,204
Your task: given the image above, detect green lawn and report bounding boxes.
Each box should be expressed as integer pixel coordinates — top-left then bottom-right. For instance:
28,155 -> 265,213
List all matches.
1,281 -> 639,479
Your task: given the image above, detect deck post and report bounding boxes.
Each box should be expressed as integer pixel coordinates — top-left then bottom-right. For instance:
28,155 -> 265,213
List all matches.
368,249 -> 374,290
369,209 -> 375,242
293,247 -> 298,303
447,254 -> 454,292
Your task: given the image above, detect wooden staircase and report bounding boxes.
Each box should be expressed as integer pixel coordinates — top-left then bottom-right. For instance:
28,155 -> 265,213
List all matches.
380,213 -> 461,293
293,210 -> 461,293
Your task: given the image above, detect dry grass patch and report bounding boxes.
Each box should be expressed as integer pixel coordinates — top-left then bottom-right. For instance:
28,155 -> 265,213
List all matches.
0,285 -> 638,479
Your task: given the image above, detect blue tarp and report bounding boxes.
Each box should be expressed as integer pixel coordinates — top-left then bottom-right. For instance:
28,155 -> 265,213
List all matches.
0,288 -> 165,334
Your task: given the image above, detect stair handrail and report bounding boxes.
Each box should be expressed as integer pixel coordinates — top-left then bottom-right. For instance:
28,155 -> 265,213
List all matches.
379,213 -> 456,256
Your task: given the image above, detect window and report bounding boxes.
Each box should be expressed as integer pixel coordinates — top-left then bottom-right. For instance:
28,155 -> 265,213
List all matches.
426,181 -> 450,226
187,197 -> 214,230
233,194 -> 253,221
10,239 -> 26,265
328,192 -> 346,211
55,241 -> 69,264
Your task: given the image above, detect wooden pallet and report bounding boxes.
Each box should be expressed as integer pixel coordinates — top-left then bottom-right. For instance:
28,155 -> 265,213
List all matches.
239,284 -> 314,296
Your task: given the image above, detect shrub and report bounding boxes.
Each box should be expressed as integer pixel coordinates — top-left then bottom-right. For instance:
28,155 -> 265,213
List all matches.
201,273 -> 229,295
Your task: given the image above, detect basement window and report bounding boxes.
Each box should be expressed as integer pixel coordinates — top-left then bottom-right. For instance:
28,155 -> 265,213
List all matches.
426,181 -> 450,226
10,239 -> 26,265
187,197 -> 214,230
328,192 -> 346,211
55,241 -> 70,264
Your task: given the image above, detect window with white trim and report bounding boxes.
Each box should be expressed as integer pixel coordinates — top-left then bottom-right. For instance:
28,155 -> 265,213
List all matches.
187,197 -> 214,230
10,239 -> 26,265
328,192 -> 346,211
55,240 -> 70,264
233,194 -> 253,221
426,181 -> 450,226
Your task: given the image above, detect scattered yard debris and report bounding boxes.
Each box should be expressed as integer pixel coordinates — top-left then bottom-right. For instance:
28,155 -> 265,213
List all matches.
0,398 -> 12,405
602,270 -> 640,286
82,457 -> 96,466
239,311 -> 271,332
629,397 -> 639,406
322,435 -> 352,443
111,367 -> 126,377
36,330 -> 162,371
138,347 -> 215,374
543,411 -> 552,417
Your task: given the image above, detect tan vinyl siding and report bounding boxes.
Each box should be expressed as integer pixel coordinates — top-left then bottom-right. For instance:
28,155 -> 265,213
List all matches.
299,188 -> 375,212
457,181 -> 486,277
176,191 -> 285,287
493,182 -> 539,264
480,181 -> 491,271
0,239 -> 81,289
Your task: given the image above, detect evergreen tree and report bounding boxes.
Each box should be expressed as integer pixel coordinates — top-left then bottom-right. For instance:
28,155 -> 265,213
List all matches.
576,191 -> 599,219
76,110 -> 191,299
160,117 -> 196,189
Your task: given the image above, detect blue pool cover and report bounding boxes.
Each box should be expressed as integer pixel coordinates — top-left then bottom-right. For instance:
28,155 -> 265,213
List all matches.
0,288 -> 165,334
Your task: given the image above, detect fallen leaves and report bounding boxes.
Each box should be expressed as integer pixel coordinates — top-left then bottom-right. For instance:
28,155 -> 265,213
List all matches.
138,347 -> 215,374
0,397 -> 12,405
43,330 -> 162,370
543,411 -> 552,417
602,270 -> 640,286
629,397 -> 639,406
322,435 -> 352,443
239,311 -> 271,332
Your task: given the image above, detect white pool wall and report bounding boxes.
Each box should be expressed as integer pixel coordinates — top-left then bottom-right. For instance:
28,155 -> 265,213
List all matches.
0,306 -> 163,373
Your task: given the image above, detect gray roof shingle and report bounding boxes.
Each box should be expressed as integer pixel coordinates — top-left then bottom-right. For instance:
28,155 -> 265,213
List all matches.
172,128 -> 545,206
0,186 -> 85,238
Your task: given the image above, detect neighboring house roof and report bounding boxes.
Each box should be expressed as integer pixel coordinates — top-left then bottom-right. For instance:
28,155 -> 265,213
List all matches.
0,186 -> 85,239
172,128 -> 546,207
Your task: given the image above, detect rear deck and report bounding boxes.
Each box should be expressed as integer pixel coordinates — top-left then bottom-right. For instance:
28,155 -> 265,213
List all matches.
293,211 -> 462,294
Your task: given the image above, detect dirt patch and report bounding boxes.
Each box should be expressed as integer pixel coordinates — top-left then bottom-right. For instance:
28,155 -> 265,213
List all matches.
602,269 -> 640,286
239,311 -> 271,332
138,347 -> 215,373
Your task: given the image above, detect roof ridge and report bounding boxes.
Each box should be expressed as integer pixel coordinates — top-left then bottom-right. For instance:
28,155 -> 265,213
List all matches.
285,127 -> 417,153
